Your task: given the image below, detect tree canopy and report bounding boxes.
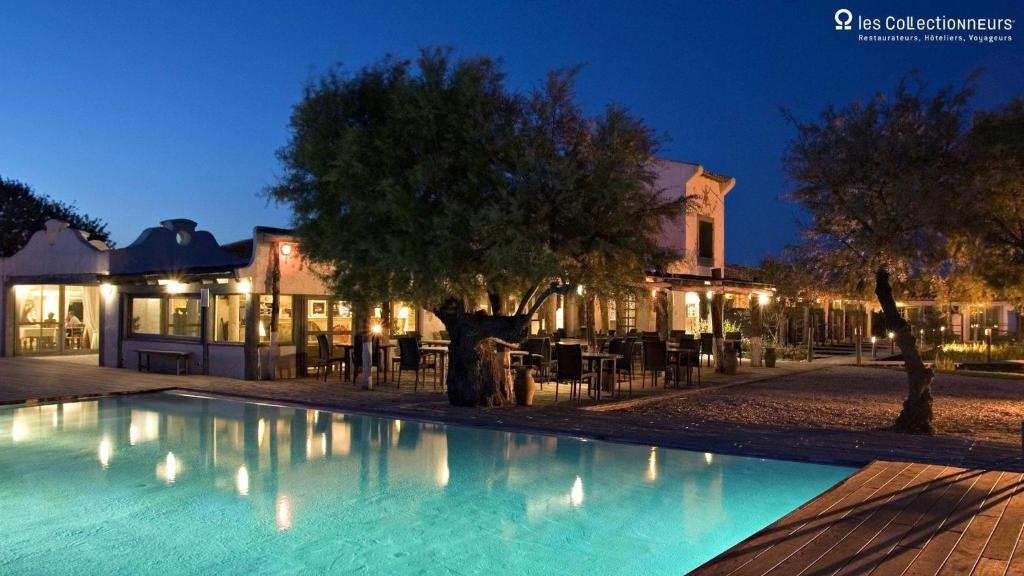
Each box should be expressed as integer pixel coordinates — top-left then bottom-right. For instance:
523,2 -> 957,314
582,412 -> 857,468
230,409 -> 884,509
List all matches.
270,48 -> 685,405
0,176 -> 112,257
271,49 -> 682,312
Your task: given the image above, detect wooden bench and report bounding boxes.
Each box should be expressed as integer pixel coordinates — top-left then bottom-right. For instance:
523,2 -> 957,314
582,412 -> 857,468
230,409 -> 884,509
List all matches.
137,349 -> 191,375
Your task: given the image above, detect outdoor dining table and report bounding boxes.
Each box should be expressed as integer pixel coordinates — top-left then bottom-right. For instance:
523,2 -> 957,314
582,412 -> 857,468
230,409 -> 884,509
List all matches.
337,341 -> 397,385
667,346 -> 701,387
420,339 -> 450,347
419,345 -> 449,389
581,352 -> 621,401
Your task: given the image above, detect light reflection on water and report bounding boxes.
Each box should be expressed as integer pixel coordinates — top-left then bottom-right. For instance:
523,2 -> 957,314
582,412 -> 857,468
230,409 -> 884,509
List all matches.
0,393 -> 852,575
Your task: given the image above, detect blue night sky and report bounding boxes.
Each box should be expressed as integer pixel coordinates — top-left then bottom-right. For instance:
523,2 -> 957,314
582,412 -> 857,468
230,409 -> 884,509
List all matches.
2,1 -> 1022,264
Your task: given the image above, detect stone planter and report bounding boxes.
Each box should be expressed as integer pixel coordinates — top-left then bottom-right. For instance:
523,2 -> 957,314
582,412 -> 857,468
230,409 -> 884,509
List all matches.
764,347 -> 777,368
514,367 -> 537,406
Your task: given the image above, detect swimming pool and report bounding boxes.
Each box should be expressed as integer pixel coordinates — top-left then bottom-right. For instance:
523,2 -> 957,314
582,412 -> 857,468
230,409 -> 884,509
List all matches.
0,393 -> 852,575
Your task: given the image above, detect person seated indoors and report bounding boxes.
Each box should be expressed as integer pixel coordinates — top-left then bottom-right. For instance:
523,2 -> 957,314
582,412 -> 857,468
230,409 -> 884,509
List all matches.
42,312 -> 59,326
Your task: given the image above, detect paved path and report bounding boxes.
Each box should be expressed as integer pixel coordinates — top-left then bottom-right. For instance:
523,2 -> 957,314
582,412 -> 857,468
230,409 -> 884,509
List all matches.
693,460 -> 1024,576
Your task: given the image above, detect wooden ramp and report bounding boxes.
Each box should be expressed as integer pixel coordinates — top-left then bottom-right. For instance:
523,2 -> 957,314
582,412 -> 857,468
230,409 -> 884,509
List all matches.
691,461 -> 1024,575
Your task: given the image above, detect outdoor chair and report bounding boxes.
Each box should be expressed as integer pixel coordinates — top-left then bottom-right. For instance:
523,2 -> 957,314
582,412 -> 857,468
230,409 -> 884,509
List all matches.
700,333 -> 715,367
669,330 -> 687,345
392,336 -> 435,392
641,339 -> 672,388
675,338 -> 701,387
313,334 -> 347,382
554,344 -> 597,403
522,337 -> 551,381
608,338 -> 635,398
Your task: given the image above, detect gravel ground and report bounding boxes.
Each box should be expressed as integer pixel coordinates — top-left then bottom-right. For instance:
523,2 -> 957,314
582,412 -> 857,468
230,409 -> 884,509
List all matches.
626,365 -> 1024,445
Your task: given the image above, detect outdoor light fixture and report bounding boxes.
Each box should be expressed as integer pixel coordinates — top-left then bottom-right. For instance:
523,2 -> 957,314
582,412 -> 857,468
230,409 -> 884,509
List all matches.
279,242 -> 294,257
871,336 -> 877,343
237,278 -> 252,294
577,284 -> 585,296
164,280 -> 186,294
706,290 -> 713,299
887,332 -> 895,339
758,293 -> 770,306
100,283 -> 116,301
371,323 -> 383,335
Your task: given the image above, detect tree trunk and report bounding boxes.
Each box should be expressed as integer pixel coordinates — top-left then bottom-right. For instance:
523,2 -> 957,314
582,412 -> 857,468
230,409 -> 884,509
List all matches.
750,296 -> 763,367
875,268 -> 934,434
711,292 -> 724,372
435,304 -> 529,407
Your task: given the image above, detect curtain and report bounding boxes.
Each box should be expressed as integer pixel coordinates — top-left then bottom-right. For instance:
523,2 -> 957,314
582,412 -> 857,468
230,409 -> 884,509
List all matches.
81,286 -> 100,350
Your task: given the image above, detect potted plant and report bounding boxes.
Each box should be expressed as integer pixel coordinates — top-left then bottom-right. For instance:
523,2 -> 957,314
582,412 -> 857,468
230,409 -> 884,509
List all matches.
764,336 -> 778,368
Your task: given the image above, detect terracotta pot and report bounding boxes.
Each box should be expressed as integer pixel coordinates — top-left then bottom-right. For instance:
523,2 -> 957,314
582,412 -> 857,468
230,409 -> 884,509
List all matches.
765,347 -> 777,368
514,367 -> 537,406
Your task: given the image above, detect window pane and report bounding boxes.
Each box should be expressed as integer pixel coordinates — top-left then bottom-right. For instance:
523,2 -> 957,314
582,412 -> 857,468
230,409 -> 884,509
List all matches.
131,298 -> 163,335
167,296 -> 200,338
214,294 -> 247,342
390,302 -> 416,335
259,295 -> 294,344
332,300 -> 352,345
698,220 -> 714,260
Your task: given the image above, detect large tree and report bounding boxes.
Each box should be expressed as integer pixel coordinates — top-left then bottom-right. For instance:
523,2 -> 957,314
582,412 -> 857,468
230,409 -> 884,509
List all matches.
784,74 -> 974,433
962,98 -> 1024,309
270,49 -> 683,406
0,176 -> 112,256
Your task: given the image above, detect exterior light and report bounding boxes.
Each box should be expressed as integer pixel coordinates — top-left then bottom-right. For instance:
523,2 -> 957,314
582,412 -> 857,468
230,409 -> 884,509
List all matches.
985,328 -> 992,336
370,323 -> 383,335
758,293 -> 770,306
940,326 -> 946,332
279,242 -> 293,256
100,283 -> 116,301
887,332 -> 894,339
577,284 -> 585,296
706,291 -> 713,299
871,336 -> 877,344
237,278 -> 252,294
397,306 -> 410,319
651,288 -> 658,298
704,452 -> 714,465
164,280 -> 186,294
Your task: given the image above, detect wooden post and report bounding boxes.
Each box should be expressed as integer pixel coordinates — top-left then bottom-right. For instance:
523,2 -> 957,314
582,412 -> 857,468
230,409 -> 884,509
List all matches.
711,292 -> 724,371
750,294 -> 763,367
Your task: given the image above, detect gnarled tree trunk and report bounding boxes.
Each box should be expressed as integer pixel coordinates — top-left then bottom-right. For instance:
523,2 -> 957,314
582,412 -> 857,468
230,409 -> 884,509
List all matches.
875,268 -> 934,433
435,301 -> 529,407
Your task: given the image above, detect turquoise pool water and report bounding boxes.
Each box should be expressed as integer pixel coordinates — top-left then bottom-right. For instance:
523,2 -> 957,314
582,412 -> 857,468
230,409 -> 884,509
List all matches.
0,393 -> 852,575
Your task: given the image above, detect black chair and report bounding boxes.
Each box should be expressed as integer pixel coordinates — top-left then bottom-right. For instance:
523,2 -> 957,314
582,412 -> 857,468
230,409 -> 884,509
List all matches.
669,330 -> 687,345
522,337 -> 551,381
608,338 -> 635,398
726,331 -> 743,364
700,333 -> 715,367
554,344 -> 597,403
675,338 -> 701,387
392,336 -> 435,391
641,339 -> 672,388
313,334 -> 346,382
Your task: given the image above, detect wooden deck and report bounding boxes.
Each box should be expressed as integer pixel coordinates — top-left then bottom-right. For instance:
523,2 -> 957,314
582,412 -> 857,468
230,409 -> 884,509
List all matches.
692,460 -> 1024,576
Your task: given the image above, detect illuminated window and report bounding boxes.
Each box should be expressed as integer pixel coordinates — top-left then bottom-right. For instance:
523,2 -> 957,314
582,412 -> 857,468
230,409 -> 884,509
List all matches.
129,295 -> 200,339
258,295 -> 294,344
213,294 -> 247,342
130,298 -> 163,335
